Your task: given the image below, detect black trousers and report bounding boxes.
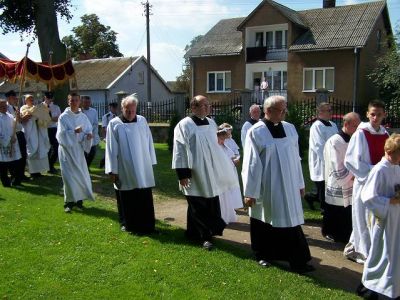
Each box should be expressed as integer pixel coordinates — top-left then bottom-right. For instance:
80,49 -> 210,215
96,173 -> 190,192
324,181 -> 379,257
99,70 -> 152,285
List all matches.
250,218 -> 311,267
185,195 -> 226,241
9,131 -> 26,184
322,204 -> 352,242
84,145 -> 97,168
115,188 -> 156,234
314,180 -> 326,210
0,161 -> 14,187
47,127 -> 59,170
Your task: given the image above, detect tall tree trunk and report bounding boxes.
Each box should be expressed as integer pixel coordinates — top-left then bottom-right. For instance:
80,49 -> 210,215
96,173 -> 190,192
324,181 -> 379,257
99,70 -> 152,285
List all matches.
33,0 -> 69,109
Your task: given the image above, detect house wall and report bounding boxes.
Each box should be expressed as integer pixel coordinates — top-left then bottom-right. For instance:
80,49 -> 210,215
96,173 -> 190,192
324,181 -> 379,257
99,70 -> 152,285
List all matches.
244,4 -> 289,27
358,14 -> 390,106
191,54 -> 245,102
287,49 -> 355,102
108,59 -> 174,103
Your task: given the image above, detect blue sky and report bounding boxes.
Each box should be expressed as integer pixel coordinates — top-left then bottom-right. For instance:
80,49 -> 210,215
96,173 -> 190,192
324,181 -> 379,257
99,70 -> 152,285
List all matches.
0,0 -> 399,82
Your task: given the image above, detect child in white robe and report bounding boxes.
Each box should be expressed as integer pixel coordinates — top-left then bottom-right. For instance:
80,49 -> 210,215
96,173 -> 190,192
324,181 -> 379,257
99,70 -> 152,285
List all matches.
357,133 -> 400,299
220,123 -> 240,158
217,126 -> 243,224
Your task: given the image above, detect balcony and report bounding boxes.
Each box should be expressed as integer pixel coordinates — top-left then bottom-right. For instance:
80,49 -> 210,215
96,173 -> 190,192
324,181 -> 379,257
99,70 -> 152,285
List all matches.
246,46 -> 288,63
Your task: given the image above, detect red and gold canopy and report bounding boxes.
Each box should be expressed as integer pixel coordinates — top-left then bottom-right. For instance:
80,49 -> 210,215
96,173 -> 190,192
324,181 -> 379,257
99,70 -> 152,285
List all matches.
0,57 -> 75,86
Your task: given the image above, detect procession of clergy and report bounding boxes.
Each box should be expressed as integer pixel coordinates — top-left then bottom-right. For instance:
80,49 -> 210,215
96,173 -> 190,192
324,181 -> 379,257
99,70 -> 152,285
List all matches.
1,90 -> 399,299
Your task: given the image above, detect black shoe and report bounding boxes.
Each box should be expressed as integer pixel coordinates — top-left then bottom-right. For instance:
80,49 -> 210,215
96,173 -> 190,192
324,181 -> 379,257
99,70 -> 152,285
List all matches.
48,168 -> 58,174
202,241 -> 214,251
21,175 -> 31,182
258,260 -> 271,267
30,173 -> 42,178
324,234 -> 335,242
11,181 -> 23,187
291,263 -> 315,274
304,193 -> 315,210
76,200 -> 84,210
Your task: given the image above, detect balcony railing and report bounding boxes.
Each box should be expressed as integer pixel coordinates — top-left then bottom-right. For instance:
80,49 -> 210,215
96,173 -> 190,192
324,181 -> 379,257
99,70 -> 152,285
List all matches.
246,46 -> 288,63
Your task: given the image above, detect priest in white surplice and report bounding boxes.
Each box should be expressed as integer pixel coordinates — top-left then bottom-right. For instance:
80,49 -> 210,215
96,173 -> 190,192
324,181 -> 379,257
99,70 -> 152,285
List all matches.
357,134 -> 400,299
105,94 -> 157,234
344,100 -> 388,263
307,102 -> 338,211
56,93 -> 94,213
20,94 -> 51,177
242,96 -> 313,273
322,112 -> 360,243
0,99 -> 21,187
172,95 -> 239,250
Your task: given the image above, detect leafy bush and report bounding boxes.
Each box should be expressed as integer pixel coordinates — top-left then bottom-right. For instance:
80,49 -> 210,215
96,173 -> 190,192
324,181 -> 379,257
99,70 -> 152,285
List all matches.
167,111 -> 181,152
286,104 -> 309,158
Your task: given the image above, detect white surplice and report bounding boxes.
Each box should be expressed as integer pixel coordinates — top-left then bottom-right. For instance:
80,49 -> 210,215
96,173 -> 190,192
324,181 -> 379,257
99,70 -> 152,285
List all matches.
344,122 -> 388,258
241,120 -> 257,149
82,107 -> 100,146
56,108 -> 94,203
218,143 -> 243,223
105,115 -> 157,190
20,105 -> 50,173
0,112 -> 21,162
361,157 -> 400,299
308,120 -> 338,181
224,137 -> 240,157
242,121 -> 305,227
324,134 -> 353,207
172,117 -> 239,198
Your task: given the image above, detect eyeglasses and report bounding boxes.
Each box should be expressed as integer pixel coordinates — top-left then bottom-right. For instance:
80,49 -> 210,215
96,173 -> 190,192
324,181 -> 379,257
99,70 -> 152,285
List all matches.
270,107 -> 287,114
320,109 -> 332,112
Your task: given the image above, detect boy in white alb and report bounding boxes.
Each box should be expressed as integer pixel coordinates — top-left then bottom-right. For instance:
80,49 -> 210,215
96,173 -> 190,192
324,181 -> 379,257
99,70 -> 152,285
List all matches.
357,134 -> 400,299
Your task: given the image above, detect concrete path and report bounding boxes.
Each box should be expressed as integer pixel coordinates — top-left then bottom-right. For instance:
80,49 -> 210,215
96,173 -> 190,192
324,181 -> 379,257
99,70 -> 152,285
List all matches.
155,199 -> 363,293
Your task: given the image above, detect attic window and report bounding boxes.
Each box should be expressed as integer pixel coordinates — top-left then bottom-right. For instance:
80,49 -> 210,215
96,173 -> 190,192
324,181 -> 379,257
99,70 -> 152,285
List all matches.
376,30 -> 381,52
138,71 -> 144,84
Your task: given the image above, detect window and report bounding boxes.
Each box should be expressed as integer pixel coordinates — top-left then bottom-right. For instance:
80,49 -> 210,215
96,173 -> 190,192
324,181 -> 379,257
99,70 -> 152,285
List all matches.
376,30 -> 381,52
275,31 -> 283,49
263,70 -> 287,90
303,68 -> 335,92
207,71 -> 231,92
255,32 -> 264,47
266,31 -> 273,49
137,71 -> 144,84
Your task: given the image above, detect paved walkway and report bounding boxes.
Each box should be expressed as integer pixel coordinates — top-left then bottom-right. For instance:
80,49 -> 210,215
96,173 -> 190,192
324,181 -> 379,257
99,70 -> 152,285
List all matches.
155,199 -> 363,293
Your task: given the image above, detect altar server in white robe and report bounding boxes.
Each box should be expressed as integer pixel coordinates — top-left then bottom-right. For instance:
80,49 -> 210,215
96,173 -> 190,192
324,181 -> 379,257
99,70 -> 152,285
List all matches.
308,102 -> 338,211
172,95 -> 239,250
241,104 -> 261,149
219,123 -> 240,158
217,126 -> 243,224
20,94 -> 51,177
322,112 -> 360,243
344,100 -> 388,263
0,99 -> 21,187
242,96 -> 314,273
105,94 -> 157,234
56,93 -> 94,213
356,134 -> 400,299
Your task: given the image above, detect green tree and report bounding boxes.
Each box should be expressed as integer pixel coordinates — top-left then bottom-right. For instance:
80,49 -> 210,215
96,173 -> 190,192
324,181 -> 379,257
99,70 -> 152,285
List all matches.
0,0 -> 72,106
62,14 -> 123,60
368,29 -> 400,104
173,35 -> 203,95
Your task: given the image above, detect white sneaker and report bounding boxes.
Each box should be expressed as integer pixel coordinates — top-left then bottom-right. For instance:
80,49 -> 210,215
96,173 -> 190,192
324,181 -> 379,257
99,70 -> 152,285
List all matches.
64,207 -> 72,213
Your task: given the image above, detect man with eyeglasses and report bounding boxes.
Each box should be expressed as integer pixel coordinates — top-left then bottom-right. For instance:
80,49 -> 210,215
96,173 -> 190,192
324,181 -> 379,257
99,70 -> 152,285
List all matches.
307,102 -> 338,212
172,95 -> 240,251
242,95 -> 314,273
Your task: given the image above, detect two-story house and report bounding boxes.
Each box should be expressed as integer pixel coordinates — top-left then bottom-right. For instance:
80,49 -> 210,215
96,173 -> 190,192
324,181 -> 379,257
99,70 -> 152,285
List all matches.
185,0 -> 392,105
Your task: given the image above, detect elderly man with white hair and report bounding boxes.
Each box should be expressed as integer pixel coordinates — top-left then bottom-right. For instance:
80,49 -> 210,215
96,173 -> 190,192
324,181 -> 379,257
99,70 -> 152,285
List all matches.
105,94 -> 157,234
241,104 -> 261,149
242,95 -> 313,273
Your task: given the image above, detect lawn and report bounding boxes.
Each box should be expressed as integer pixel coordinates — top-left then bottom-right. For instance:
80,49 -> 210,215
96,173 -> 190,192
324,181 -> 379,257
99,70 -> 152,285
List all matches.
0,143 -> 355,299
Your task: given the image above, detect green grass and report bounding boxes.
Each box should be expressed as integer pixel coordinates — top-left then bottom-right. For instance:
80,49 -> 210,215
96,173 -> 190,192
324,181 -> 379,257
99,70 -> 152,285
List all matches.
0,143 -> 350,300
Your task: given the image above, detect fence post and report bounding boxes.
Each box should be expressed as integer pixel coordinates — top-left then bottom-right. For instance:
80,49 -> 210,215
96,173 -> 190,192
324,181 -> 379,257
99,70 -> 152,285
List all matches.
174,93 -> 186,118
241,90 -> 252,125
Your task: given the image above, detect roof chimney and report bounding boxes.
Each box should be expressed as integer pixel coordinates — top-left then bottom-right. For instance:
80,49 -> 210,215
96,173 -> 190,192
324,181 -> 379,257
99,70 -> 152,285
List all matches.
323,0 -> 336,8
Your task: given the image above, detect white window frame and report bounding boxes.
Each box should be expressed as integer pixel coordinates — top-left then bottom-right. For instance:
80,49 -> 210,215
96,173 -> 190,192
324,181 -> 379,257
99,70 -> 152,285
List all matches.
302,67 -> 335,92
207,71 -> 231,93
263,70 -> 287,90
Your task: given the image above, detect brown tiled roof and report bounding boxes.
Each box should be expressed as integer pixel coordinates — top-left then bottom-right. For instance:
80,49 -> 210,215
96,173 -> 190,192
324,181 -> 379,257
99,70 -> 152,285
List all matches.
184,17 -> 245,58
291,1 -> 388,51
74,56 -> 138,90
